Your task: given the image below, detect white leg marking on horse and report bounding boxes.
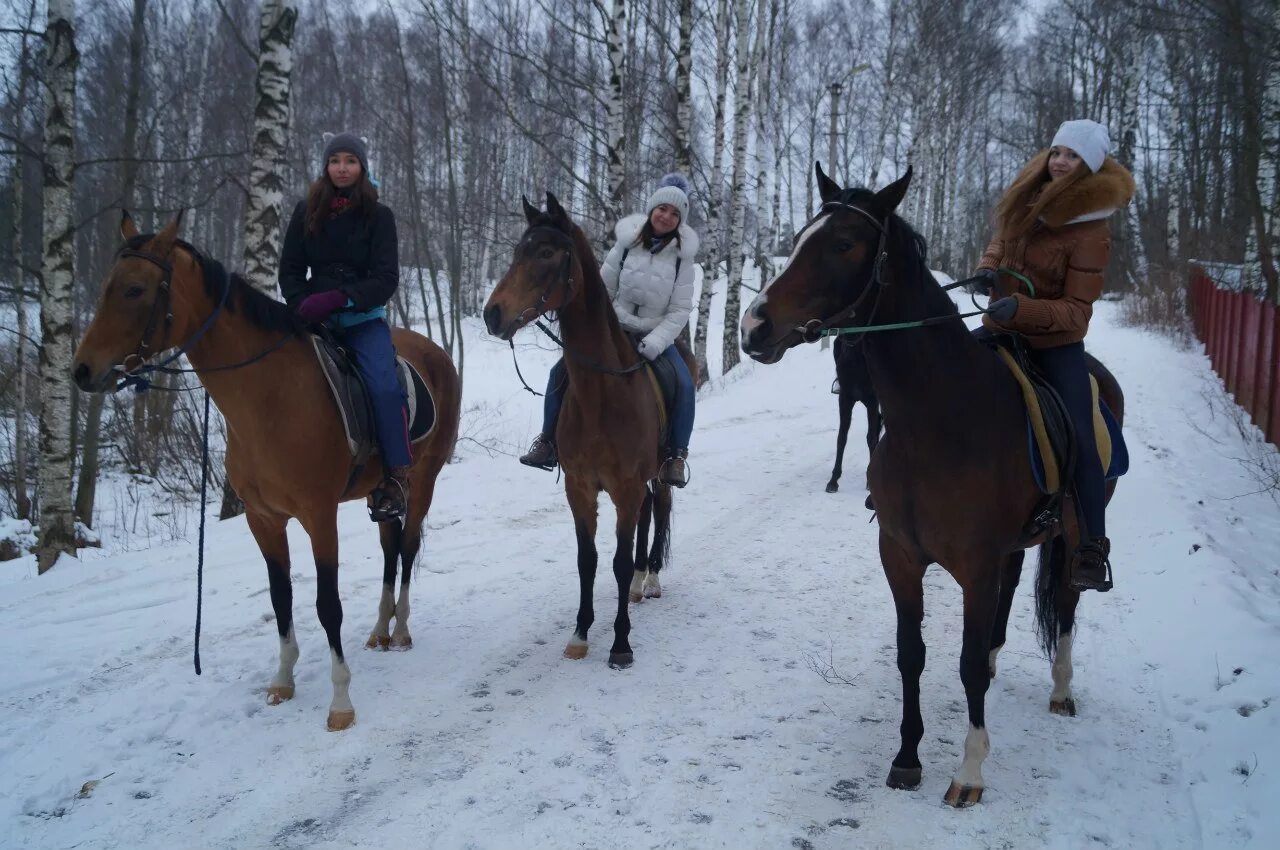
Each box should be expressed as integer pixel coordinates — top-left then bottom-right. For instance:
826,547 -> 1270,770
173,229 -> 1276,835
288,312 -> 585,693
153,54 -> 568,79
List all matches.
369,585 -> 394,644
629,571 -> 645,602
1051,630 -> 1074,703
988,646 -> 1001,678
330,648 -> 353,715
391,582 -> 412,646
271,625 -> 299,691
953,723 -> 990,789
643,572 -> 662,598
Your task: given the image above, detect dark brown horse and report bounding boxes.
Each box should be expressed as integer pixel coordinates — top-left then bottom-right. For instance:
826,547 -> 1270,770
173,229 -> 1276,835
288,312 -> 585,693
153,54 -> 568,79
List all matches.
741,166 -> 1123,806
72,212 -> 460,731
483,194 -> 694,668
826,334 -> 881,494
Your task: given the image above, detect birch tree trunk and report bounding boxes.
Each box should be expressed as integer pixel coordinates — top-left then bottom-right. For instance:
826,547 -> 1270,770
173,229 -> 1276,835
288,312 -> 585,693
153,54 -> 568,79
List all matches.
674,0 -> 694,176
604,0 -> 627,232
721,0 -> 758,375
10,5 -> 34,520
36,0 -> 79,573
694,0 -> 732,385
241,0 -> 298,296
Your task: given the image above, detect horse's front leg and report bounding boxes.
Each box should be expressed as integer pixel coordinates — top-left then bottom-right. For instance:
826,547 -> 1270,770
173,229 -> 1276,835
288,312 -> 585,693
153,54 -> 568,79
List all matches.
882,530 -> 928,792
607,483 -> 647,669
247,509 -> 298,705
563,474 -> 599,660
944,562 -> 1001,807
301,509 -> 354,731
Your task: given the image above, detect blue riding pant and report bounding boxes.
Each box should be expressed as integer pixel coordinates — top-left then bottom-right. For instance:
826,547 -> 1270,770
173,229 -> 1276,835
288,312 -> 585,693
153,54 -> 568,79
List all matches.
337,318 -> 411,467
541,345 -> 695,451
1029,342 -> 1105,538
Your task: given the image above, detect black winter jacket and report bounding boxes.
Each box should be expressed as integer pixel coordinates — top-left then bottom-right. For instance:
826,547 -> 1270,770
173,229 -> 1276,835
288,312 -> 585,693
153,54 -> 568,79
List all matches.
278,198 -> 399,313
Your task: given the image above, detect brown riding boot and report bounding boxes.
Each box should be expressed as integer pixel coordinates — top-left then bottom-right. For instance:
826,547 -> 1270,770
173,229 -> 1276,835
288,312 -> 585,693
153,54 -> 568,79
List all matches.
658,449 -> 690,488
1070,536 -> 1113,592
370,464 -> 411,523
519,434 -> 558,471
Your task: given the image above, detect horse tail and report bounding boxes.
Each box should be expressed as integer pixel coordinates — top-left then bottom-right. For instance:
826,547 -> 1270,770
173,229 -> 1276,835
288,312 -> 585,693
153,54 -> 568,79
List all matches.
1034,535 -> 1067,658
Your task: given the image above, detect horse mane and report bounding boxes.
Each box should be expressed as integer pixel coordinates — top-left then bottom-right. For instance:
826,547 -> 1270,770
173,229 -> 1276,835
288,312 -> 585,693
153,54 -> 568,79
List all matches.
120,233 -> 304,336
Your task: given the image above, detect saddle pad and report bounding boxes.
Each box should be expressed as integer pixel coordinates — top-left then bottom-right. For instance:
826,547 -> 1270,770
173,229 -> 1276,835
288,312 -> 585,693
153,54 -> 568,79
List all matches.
311,335 -> 437,459
994,347 -> 1128,495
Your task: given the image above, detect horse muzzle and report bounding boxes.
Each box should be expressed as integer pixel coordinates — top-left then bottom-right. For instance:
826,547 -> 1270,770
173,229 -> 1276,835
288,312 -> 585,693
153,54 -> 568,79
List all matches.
72,360 -> 119,394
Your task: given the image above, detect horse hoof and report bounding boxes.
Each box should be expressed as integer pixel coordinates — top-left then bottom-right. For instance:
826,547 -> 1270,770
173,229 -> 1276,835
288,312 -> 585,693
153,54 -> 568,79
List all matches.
629,591 -> 643,603
390,634 -> 413,650
644,589 -> 662,599
826,481 -> 839,493
1049,697 -> 1077,717
366,634 -> 391,650
608,652 -> 634,669
886,765 -> 922,790
266,685 -> 294,705
563,642 -> 588,660
943,781 -> 983,807
326,709 -> 356,732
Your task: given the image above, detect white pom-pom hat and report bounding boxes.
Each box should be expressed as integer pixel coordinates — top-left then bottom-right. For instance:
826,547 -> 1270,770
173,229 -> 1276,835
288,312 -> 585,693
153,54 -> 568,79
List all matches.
646,173 -> 691,221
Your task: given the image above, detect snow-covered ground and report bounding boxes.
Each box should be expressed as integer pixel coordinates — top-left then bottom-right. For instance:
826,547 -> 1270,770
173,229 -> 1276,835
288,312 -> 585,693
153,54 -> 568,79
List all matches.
3,269 -> 1278,849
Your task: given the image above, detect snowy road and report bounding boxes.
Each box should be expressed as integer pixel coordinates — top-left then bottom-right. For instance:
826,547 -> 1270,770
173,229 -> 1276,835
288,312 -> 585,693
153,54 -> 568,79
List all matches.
3,300 -> 1278,849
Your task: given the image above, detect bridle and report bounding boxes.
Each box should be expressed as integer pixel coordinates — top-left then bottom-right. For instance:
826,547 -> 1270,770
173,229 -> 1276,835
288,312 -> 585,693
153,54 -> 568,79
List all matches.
504,225 -> 577,337
788,199 -> 892,344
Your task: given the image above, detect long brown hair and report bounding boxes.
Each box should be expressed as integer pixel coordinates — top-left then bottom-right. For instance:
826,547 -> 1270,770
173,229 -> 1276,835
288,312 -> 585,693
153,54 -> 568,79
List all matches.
304,171 -> 380,236
993,149 -> 1089,239
629,216 -> 682,253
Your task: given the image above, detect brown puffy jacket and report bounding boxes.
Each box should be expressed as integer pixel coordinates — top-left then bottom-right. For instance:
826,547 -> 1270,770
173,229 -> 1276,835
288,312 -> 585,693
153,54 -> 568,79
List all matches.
978,156 -> 1135,348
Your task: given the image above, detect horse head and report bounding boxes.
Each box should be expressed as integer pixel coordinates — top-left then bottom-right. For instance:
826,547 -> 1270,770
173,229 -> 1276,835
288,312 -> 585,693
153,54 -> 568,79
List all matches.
484,192 -> 584,340
740,163 -> 912,364
72,210 -> 198,393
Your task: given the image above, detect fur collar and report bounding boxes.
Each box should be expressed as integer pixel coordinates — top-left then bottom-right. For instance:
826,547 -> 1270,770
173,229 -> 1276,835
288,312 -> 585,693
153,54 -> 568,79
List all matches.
1010,153 -> 1135,228
614,213 -> 700,260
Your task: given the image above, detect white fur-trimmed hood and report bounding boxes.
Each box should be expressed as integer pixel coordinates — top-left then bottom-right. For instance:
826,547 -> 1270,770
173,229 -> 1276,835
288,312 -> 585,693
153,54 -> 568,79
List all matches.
613,213 -> 700,261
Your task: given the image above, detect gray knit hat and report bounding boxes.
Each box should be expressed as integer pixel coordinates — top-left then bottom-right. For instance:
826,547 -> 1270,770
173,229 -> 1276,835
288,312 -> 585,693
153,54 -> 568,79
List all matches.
322,132 -> 369,175
646,173 -> 691,221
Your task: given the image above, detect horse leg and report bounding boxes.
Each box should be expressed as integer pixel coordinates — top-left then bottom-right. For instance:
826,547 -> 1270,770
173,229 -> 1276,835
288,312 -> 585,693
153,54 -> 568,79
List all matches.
643,484 -> 672,599
607,484 -> 646,669
390,474 -> 434,649
864,399 -> 883,491
630,485 -> 653,603
367,520 -> 401,650
300,510 -> 354,731
943,566 -> 1001,807
881,530 -> 928,791
247,509 -> 298,705
827,389 -> 854,493
564,474 -> 598,660
1050,541 -> 1081,716
988,552 -> 1025,679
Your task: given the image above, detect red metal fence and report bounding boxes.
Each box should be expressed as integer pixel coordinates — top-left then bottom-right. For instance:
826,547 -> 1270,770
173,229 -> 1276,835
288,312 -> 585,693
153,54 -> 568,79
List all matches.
1189,265 -> 1280,445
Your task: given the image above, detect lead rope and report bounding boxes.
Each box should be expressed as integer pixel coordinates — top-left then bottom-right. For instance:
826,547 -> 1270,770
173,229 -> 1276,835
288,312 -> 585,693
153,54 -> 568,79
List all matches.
194,389 -> 211,675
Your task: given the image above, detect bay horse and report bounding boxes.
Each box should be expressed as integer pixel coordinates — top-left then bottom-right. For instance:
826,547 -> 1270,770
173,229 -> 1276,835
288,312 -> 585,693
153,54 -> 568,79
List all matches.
741,165 -> 1124,806
826,334 -> 881,494
482,193 -> 694,668
72,212 -> 460,731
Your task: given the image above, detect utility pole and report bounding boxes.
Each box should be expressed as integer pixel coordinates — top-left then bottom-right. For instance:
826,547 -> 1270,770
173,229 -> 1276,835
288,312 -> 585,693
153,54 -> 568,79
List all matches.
827,81 -> 842,182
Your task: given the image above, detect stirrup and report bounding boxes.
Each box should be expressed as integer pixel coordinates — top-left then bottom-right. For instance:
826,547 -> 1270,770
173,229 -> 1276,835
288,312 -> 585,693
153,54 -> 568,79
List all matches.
658,452 -> 690,488
368,477 -> 407,523
1069,540 -> 1113,592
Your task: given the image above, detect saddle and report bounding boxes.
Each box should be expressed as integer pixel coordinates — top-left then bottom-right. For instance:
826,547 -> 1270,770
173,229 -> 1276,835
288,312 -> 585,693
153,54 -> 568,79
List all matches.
985,335 -> 1128,534
309,332 -> 437,470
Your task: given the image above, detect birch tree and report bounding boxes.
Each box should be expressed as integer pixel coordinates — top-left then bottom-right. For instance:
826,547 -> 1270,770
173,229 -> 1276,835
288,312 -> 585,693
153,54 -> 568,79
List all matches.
604,0 -> 627,232
694,0 -> 732,384
674,0 -> 694,175
721,0 -> 759,375
241,0 -> 298,296
35,0 -> 79,573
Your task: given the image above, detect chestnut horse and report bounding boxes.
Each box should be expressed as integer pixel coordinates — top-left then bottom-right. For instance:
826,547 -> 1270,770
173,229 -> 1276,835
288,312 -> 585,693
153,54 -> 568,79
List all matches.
741,166 -> 1124,806
483,194 -> 695,668
72,212 -> 460,730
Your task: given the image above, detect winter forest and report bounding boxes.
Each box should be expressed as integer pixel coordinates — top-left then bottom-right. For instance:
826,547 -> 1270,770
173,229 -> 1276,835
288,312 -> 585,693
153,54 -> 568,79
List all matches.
2,0 -> 1280,844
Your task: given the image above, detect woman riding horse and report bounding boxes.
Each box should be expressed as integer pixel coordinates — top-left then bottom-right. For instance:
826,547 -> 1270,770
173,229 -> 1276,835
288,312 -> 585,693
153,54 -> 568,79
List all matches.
972,119 -> 1134,591
520,173 -> 699,487
279,133 -> 412,522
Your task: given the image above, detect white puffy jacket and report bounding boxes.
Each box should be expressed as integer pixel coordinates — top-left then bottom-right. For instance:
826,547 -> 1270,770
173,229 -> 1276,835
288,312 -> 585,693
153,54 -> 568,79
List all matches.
600,213 -> 699,360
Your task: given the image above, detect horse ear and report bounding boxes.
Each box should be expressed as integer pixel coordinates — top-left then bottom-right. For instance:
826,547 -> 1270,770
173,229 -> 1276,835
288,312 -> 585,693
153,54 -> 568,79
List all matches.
545,191 -> 567,221
151,209 -> 185,255
874,166 -> 913,213
522,194 -> 540,224
120,209 -> 139,241
815,162 -> 841,204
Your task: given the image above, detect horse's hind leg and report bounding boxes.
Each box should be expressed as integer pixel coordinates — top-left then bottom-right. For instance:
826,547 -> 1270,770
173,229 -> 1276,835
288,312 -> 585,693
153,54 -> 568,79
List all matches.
564,474 -> 599,660
1050,544 -> 1081,716
247,509 -> 298,706
631,485 -> 653,603
827,389 -> 854,493
988,552 -> 1025,679
944,562 -> 1001,808
300,510 -> 354,731
881,530 -> 928,792
643,484 -> 672,599
367,520 -> 401,650
391,474 -> 437,650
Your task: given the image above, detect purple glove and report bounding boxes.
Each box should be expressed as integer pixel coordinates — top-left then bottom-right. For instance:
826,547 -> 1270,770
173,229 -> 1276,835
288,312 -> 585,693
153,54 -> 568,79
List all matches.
988,296 -> 1018,323
296,289 -> 347,323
